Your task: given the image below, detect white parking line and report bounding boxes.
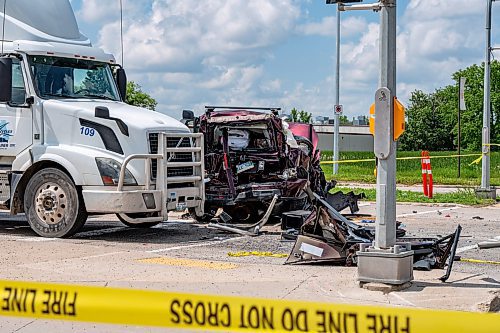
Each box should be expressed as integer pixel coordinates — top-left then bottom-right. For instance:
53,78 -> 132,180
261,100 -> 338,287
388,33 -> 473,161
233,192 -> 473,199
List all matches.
456,244 -> 478,254
397,206 -> 460,218
391,293 -> 416,307
75,227 -> 128,238
17,237 -> 58,242
147,236 -> 246,253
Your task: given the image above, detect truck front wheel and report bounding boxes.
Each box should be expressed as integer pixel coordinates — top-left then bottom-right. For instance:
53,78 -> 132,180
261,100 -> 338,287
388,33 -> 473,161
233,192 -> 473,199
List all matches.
24,168 -> 87,238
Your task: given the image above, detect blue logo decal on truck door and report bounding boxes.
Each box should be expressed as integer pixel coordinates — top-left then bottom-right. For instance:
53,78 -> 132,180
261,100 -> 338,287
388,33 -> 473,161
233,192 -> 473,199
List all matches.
0,121 -> 14,142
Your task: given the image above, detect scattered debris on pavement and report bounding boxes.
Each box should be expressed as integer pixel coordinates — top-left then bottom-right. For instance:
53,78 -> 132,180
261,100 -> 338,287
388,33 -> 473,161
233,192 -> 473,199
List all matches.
284,192 -> 462,281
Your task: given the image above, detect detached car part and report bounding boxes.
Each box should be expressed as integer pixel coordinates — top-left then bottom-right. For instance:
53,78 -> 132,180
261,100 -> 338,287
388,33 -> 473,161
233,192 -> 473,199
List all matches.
285,193 -> 462,279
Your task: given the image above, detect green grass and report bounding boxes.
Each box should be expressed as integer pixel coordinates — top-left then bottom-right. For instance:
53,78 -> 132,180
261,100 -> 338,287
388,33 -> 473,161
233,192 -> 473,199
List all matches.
335,187 -> 496,206
321,151 -> 500,186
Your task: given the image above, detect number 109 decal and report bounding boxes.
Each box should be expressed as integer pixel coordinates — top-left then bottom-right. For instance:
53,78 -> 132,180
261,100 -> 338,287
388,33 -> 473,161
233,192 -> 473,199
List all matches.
80,127 -> 95,137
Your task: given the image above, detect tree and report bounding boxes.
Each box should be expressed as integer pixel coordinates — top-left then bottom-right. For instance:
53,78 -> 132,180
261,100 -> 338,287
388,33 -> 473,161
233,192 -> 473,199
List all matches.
452,61 -> 500,150
290,107 -> 312,123
399,60 -> 500,151
125,81 -> 157,111
339,115 -> 350,125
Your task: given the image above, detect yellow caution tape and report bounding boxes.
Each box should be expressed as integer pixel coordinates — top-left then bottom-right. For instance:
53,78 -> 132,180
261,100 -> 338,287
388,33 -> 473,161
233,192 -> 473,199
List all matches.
467,143 -> 500,165
320,153 -> 482,165
469,155 -> 484,166
321,158 -> 376,165
228,251 -> 288,258
0,280 -> 499,332
460,258 -> 500,265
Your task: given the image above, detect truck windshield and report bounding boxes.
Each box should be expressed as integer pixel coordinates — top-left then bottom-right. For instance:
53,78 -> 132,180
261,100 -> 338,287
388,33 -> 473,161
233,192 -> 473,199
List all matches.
28,55 -> 120,101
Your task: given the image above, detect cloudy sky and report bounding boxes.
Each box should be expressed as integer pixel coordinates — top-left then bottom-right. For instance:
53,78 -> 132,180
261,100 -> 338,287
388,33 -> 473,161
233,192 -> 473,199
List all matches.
70,0 -> 500,120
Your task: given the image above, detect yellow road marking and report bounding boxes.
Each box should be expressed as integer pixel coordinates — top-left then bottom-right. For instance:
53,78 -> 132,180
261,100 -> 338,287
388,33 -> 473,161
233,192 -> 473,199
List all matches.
460,258 -> 500,265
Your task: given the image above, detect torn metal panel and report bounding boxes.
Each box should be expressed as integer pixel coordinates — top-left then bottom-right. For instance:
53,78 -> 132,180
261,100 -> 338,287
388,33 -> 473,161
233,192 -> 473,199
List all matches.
285,235 -> 346,265
326,191 -> 367,214
285,194 -> 462,279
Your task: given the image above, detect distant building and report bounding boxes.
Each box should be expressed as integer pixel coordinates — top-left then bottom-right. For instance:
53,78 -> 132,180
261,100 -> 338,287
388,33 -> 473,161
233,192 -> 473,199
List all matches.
314,116 -> 330,124
352,116 -> 368,126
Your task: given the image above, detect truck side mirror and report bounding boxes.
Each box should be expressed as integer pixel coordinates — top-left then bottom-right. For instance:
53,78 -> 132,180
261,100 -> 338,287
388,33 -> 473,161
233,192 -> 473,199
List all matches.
182,110 -> 194,120
0,58 -> 13,103
95,106 -> 110,119
116,68 -> 127,101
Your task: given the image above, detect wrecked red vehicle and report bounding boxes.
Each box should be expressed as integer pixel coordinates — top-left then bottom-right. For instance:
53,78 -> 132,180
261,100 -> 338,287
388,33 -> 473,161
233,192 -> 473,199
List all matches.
187,106 -> 326,222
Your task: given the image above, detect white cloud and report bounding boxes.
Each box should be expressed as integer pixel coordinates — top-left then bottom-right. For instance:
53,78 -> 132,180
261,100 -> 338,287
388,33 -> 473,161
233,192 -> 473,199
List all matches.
78,0 -> 118,23
90,0 -> 301,115
296,16 -> 368,37
297,16 -> 336,36
77,0 -> 151,24
318,0 -> 491,117
80,0 -> 498,120
97,0 -> 300,72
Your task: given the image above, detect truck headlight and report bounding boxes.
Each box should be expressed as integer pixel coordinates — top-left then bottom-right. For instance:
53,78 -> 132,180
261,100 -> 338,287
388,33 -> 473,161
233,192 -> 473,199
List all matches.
95,158 -> 138,186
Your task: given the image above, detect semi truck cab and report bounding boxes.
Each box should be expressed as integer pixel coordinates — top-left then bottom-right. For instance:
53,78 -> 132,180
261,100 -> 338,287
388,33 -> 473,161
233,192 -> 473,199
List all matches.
0,0 -> 205,237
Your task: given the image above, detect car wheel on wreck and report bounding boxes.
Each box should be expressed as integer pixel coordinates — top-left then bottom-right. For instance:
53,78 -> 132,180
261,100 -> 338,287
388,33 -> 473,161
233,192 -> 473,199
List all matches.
188,207 -> 215,223
223,203 -> 266,223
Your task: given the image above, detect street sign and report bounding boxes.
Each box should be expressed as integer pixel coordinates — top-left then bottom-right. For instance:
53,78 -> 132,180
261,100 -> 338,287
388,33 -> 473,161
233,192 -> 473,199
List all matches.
334,104 -> 343,115
326,0 -> 363,3
459,77 -> 467,111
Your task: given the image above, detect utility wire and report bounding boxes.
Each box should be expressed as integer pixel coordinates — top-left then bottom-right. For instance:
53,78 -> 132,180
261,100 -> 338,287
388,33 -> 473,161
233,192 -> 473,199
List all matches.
1,0 -> 7,54
119,0 -> 124,65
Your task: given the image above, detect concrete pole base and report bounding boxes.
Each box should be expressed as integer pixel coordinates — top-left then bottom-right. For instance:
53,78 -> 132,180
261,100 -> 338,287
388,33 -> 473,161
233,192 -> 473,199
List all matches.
359,281 -> 412,294
475,187 -> 497,200
357,243 -> 414,285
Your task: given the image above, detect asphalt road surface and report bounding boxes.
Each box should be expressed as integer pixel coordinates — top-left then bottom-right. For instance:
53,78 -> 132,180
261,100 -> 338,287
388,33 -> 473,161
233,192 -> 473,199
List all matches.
0,202 -> 498,332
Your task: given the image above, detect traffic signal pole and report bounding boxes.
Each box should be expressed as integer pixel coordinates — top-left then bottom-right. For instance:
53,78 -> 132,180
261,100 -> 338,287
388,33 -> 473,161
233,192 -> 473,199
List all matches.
477,0 -> 497,199
333,7 -> 341,175
336,0 -> 413,286
374,0 -> 397,249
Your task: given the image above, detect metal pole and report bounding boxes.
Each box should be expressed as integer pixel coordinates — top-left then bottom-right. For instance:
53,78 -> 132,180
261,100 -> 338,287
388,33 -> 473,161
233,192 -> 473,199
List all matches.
375,0 -> 397,249
458,82 -> 461,178
481,0 -> 492,190
333,6 -> 341,174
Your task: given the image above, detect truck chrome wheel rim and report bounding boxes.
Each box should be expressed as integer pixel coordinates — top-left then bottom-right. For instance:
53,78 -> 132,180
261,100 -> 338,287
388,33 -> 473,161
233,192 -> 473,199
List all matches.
35,182 -> 68,224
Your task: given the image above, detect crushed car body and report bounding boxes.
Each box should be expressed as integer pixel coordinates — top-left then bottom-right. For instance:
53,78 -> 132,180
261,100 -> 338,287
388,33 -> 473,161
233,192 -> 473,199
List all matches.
191,106 -> 327,222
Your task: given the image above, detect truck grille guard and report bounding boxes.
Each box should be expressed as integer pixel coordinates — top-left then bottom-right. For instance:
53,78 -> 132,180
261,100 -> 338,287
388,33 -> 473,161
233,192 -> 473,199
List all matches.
117,132 -> 205,223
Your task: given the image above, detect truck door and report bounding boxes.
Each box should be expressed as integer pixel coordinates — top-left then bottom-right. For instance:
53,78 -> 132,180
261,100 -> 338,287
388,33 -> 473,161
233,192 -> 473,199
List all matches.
0,58 -> 32,157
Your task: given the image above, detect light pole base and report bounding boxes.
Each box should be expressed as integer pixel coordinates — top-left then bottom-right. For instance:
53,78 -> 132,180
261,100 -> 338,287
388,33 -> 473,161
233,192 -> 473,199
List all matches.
475,187 -> 497,200
357,243 -> 414,285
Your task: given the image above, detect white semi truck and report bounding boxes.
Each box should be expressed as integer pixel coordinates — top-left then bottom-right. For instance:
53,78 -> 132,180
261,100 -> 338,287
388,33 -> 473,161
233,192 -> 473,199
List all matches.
0,0 -> 205,237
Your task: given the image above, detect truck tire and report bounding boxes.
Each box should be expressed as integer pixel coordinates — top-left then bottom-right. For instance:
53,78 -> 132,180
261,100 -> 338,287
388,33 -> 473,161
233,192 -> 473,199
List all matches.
116,213 -> 161,228
24,168 -> 87,238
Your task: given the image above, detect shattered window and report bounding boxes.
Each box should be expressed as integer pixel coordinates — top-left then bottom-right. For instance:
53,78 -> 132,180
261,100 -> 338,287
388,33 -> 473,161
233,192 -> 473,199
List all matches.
213,124 -> 275,151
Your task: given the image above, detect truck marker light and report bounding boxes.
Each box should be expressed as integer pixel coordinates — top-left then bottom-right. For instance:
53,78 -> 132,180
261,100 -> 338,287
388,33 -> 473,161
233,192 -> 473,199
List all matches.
101,176 -> 114,186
